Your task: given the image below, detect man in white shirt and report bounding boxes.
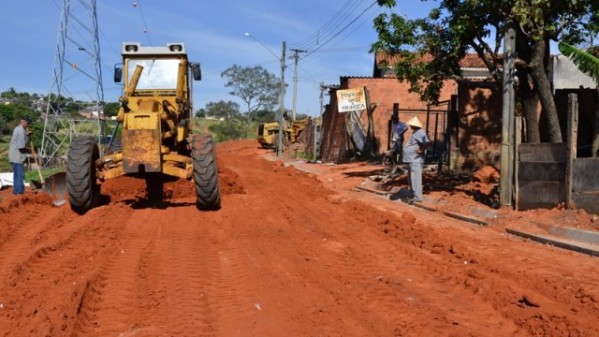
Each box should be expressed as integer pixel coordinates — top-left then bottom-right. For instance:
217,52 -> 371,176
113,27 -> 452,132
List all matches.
8,117 -> 32,195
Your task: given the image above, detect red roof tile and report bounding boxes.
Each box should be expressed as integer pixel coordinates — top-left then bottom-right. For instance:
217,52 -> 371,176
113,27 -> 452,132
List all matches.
375,51 -> 489,69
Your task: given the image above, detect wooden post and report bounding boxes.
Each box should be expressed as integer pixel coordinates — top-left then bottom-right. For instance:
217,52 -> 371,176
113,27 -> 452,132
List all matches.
565,94 -> 578,209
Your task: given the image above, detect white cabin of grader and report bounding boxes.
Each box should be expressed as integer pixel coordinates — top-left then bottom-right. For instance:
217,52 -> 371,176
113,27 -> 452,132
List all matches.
66,42 -> 221,214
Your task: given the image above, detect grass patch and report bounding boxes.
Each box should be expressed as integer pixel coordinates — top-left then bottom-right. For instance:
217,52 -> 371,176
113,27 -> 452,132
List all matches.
0,135 -> 10,172
25,167 -> 65,183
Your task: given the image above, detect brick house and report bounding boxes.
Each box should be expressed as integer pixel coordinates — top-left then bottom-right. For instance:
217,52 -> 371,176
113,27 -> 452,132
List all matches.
320,52 -> 502,173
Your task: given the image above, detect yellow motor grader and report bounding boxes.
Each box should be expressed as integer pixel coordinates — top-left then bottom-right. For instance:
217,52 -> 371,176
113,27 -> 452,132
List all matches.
66,42 -> 221,213
257,117 -> 308,149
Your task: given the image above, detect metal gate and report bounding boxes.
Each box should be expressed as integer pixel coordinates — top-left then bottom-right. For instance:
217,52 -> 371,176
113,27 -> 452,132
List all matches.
390,97 -> 455,168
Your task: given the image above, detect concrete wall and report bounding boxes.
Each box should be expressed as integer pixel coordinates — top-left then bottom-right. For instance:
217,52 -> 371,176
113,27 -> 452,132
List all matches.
551,55 -> 596,90
517,143 -> 599,214
573,157 -> 599,214
517,143 -> 566,210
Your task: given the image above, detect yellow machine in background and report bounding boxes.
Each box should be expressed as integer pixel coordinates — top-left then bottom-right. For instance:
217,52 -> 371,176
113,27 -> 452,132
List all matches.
66,42 -> 221,213
257,118 -> 309,149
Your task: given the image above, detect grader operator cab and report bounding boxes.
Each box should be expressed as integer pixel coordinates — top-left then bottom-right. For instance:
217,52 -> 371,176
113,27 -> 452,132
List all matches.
66,42 -> 221,214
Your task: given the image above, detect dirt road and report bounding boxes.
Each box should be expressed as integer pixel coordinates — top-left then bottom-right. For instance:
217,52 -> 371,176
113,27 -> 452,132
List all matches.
0,140 -> 598,337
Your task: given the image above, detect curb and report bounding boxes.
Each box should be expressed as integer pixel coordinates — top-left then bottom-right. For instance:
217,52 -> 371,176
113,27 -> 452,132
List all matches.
533,223 -> 599,246
408,201 -> 489,226
353,185 -> 395,196
505,228 -> 599,258
292,160 -> 598,256
353,184 -> 491,227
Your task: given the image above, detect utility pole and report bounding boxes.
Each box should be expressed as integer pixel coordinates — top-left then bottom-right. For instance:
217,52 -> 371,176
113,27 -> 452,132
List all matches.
290,48 -> 307,122
500,22 -> 516,207
277,41 -> 287,159
313,82 -> 325,160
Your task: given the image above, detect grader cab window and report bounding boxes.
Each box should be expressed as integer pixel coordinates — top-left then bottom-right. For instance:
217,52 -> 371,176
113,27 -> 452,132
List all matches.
127,59 -> 180,90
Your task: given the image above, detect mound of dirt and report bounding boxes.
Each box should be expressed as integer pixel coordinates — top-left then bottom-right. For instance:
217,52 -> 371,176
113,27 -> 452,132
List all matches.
473,165 -> 500,184
0,191 -> 55,213
99,163 -> 245,203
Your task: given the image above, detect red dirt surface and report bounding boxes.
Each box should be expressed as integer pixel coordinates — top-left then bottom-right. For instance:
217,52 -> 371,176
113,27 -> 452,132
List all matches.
0,139 -> 598,336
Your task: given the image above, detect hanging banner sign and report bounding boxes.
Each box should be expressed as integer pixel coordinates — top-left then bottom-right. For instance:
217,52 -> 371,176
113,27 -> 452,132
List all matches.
336,88 -> 366,112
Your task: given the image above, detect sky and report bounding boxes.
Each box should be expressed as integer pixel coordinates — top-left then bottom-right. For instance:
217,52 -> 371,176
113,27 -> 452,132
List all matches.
0,0 -> 432,117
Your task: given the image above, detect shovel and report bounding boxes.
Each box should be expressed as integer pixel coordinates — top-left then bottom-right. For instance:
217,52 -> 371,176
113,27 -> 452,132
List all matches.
29,144 -> 67,207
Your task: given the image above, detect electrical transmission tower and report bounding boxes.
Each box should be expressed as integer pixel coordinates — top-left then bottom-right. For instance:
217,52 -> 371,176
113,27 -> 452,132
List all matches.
41,0 -> 105,167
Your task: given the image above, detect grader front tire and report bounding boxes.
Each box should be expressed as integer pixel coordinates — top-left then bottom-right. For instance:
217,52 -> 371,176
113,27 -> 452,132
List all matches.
67,136 -> 100,214
191,134 -> 221,210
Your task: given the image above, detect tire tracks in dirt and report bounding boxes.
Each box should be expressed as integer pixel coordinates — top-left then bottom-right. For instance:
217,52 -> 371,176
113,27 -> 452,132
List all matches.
70,208 -> 165,336
252,189 -> 517,336
0,204 -> 132,336
68,201 -> 262,337
1,140 -> 598,336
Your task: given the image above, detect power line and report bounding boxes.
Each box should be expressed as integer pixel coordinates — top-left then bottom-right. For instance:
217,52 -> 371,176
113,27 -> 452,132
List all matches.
294,0 -> 362,51
301,1 -> 378,61
132,0 -> 152,45
302,8 -> 381,63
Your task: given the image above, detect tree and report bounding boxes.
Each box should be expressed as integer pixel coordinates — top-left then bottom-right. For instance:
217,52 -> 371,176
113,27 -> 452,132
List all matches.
252,109 -> 276,123
559,41 -> 599,156
195,108 -> 207,118
103,102 -> 120,117
1,88 -> 33,107
372,0 -> 599,143
203,100 -> 241,120
0,103 -> 37,134
221,65 -> 281,120
208,120 -> 246,142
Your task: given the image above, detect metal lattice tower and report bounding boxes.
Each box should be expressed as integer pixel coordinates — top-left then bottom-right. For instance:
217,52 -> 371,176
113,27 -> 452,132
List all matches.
41,0 -> 105,167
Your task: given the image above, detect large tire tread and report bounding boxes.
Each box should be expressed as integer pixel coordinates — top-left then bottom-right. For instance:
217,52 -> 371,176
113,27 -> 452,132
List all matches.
67,136 -> 100,214
191,134 -> 221,211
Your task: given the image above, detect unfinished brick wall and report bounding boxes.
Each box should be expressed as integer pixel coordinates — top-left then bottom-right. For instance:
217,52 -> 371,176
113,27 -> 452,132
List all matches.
455,82 -> 502,171
320,76 -> 457,162
320,91 -> 348,163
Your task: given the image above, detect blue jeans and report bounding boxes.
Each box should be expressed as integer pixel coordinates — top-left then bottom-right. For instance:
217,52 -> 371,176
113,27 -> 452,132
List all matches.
12,162 -> 25,195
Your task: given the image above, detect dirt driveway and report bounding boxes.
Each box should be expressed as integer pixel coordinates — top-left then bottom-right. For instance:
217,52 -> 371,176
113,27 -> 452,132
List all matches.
0,140 -> 598,337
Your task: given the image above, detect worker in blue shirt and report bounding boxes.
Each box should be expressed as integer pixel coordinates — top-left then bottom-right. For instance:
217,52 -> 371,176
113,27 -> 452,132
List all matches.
402,116 -> 430,203
391,120 -> 408,164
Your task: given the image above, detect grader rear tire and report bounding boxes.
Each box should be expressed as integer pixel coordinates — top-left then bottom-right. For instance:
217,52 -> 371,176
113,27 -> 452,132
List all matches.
67,136 -> 100,214
191,134 -> 221,210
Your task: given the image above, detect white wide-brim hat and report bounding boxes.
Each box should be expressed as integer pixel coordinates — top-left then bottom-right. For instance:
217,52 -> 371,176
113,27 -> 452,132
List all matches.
406,116 -> 423,128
